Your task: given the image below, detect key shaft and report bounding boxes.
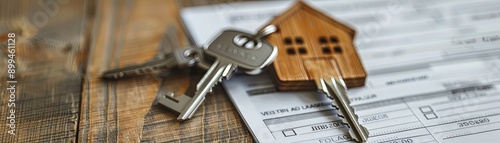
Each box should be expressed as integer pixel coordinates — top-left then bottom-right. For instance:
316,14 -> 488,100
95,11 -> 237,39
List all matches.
156,29 -> 277,121
319,77 -> 369,142
178,60 -> 235,120
102,47 -> 203,79
102,55 -> 177,79
304,58 -> 368,142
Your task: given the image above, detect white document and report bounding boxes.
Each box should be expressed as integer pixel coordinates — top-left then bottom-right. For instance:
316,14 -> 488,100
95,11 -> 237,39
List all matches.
181,0 -> 500,47
348,69 -> 500,143
185,1 -> 500,142
223,72 -> 356,143
181,0 -> 500,75
223,60 -> 500,143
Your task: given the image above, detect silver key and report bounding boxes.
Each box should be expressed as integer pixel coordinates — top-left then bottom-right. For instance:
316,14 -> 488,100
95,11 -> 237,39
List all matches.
319,77 -> 369,142
102,47 -> 204,79
157,27 -> 278,120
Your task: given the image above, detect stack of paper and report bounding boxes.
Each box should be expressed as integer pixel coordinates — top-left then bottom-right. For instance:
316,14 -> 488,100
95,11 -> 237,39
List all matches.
182,0 -> 500,142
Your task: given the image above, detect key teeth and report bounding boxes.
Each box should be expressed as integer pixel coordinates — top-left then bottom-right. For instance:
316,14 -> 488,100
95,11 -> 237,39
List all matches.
331,103 -> 340,110
337,113 -> 345,118
320,79 -> 369,142
348,125 -> 369,142
332,106 -> 339,110
207,87 -> 213,94
331,101 -> 368,142
208,83 -> 217,94
330,101 -> 341,114
340,117 -> 363,142
331,101 -> 347,124
348,129 -> 359,142
337,114 -> 362,142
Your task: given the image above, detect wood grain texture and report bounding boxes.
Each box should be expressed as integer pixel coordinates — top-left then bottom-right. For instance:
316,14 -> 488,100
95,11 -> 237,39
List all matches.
0,0 -> 91,142
78,0 -> 252,142
263,1 -> 366,90
0,0 -> 253,142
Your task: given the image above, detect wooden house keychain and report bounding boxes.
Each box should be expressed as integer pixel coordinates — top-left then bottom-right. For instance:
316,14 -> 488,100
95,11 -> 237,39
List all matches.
261,1 -> 369,142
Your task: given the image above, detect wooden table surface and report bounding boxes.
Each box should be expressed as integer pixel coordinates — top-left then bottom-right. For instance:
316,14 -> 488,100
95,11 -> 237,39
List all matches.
0,0 -> 252,142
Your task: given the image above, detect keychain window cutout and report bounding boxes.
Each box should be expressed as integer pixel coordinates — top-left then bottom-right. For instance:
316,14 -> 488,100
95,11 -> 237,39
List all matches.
330,36 -> 339,43
334,46 -> 342,53
295,37 -> 304,44
319,36 -> 327,44
287,47 -> 296,55
284,37 -> 293,45
298,47 -> 307,54
322,46 -> 331,54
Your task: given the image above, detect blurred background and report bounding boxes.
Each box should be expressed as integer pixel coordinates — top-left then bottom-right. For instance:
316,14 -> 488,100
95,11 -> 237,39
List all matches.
0,0 -> 255,142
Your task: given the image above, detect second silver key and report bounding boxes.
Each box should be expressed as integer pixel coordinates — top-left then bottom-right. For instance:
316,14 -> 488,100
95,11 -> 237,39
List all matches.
180,29 -> 278,120
157,28 -> 278,120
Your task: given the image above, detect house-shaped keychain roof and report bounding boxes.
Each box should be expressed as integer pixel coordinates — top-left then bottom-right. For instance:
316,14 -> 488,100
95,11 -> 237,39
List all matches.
262,1 -> 366,90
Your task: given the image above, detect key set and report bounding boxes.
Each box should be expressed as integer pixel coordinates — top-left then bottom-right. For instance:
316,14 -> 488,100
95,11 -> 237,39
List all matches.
259,2 -> 369,142
103,3 -> 370,141
102,25 -> 278,120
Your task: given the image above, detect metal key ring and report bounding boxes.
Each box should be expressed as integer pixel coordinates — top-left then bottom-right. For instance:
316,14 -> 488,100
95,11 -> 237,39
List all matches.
234,35 -> 263,49
251,25 -> 278,40
241,25 -> 278,49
